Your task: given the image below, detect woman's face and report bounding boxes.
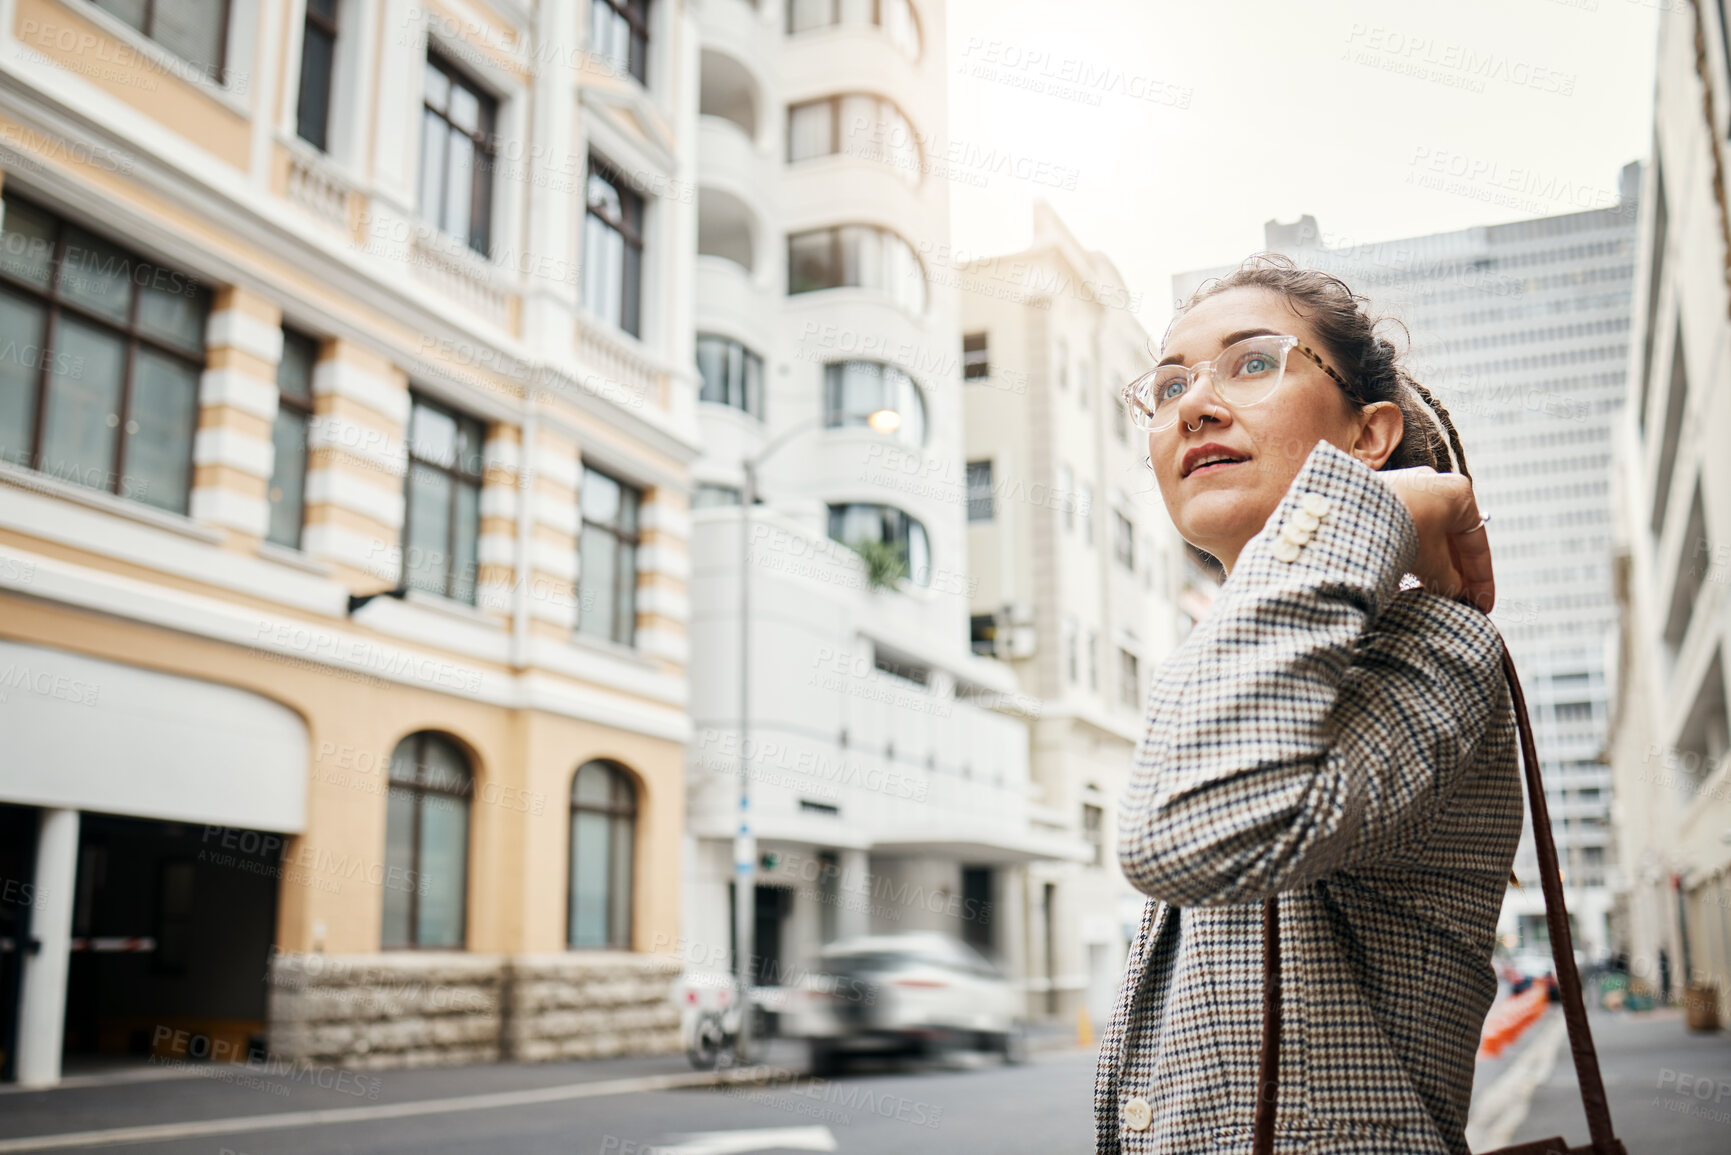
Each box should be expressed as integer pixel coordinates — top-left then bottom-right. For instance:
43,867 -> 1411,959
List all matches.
1147,286 -> 1390,571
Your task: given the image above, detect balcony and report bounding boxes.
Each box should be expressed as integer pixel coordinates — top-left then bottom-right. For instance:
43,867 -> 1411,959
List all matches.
781,28 -> 926,120
699,46 -> 764,143
278,141 -> 354,233
696,0 -> 776,98
696,256 -> 774,350
574,321 -> 669,413
700,112 -> 770,196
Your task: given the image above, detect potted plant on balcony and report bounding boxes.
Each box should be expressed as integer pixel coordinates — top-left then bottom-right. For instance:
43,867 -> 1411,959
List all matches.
847,539 -> 907,592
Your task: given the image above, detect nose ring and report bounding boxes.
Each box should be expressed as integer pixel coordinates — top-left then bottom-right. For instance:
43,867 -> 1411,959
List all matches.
1185,418 -> 1203,433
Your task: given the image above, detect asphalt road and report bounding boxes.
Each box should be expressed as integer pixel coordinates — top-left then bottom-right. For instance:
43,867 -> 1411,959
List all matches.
3,1010 -> 1726,1153
0,1047 -> 1099,1155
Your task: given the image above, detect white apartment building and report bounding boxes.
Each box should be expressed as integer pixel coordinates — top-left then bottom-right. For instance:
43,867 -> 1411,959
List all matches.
1605,0 -> 1731,1016
682,0 -> 1086,1001
0,0 -> 703,1083
958,203 -> 1195,1027
1175,164 -> 1642,961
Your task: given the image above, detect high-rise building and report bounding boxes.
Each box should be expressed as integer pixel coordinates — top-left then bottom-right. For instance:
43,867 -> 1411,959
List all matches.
0,1 -> 701,1084
1604,0 -> 1731,1019
683,0 -> 1085,1010
958,203 -> 1195,1026
1175,163 -> 1642,960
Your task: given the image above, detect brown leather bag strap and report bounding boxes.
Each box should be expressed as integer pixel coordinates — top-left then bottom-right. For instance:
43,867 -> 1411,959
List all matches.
1252,895 -> 1280,1150
1250,634 -> 1622,1155
1497,645 -> 1619,1151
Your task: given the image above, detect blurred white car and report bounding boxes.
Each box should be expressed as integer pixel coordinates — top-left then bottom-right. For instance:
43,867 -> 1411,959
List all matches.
782,932 -> 1027,1074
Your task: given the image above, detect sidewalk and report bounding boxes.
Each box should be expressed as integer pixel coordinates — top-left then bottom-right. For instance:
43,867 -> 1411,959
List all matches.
1470,1006 -> 1731,1153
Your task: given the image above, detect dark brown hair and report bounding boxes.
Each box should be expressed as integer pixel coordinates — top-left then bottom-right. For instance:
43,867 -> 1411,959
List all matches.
1158,253 -> 1472,480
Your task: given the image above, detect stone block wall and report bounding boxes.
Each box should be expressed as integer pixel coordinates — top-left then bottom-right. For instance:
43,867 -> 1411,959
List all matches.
502,953 -> 682,1061
268,950 -> 680,1069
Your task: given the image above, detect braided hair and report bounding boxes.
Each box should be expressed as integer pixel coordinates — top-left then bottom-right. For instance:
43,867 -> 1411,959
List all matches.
1163,253 -> 1473,481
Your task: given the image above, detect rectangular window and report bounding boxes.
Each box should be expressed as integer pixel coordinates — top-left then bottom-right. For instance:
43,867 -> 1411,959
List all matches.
403,394 -> 485,604
578,466 -> 642,645
267,330 -> 318,549
787,98 -> 836,162
693,482 -> 741,508
0,195 -> 208,512
963,331 -> 989,379
1063,617 -> 1078,684
966,460 -> 994,522
296,0 -> 339,150
1086,629 -> 1098,691
1082,803 -> 1103,867
1058,463 -> 1074,531
418,53 -> 497,254
695,333 -> 763,417
1119,648 -> 1140,709
589,0 -> 649,85
1113,511 -> 1134,569
970,612 -> 996,657
92,0 -> 229,81
1079,482 -> 1093,545
583,158 -> 646,338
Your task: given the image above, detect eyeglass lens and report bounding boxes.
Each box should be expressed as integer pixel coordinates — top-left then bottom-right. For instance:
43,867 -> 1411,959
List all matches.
1130,336 -> 1295,431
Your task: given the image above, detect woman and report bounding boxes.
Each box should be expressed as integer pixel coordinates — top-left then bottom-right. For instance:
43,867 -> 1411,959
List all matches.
1097,256 -> 1521,1154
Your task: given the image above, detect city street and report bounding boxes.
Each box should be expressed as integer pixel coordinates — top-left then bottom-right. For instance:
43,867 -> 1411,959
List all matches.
1,1011 -> 1727,1154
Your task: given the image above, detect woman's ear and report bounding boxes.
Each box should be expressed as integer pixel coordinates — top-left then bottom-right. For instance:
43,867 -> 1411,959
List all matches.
1350,401 -> 1405,471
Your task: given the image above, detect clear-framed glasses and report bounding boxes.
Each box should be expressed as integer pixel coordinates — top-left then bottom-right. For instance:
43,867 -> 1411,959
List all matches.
1122,334 -> 1349,433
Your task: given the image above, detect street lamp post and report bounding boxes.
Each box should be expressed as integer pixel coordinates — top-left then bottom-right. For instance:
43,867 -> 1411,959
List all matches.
732,407 -> 901,1064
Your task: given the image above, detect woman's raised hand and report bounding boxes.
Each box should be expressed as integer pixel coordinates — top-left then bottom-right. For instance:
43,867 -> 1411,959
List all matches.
1379,466 -> 1496,613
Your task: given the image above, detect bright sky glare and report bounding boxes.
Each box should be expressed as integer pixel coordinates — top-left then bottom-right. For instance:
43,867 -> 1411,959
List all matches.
945,0 -> 1662,341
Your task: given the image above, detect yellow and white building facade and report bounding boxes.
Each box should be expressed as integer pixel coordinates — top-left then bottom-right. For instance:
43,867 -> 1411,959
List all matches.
0,0 -> 700,1083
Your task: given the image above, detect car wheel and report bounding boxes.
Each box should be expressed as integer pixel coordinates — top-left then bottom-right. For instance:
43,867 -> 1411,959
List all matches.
998,1020 -> 1029,1065
808,1039 -> 844,1077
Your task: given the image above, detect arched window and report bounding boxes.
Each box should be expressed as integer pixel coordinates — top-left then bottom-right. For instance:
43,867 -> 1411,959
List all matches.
824,361 -> 926,446
571,760 -> 637,949
382,732 -> 472,949
827,503 -> 932,587
787,93 -> 920,184
787,224 -> 927,314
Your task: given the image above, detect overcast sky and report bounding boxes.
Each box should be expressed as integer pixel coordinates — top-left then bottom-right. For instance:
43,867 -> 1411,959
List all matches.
944,0 -> 1662,338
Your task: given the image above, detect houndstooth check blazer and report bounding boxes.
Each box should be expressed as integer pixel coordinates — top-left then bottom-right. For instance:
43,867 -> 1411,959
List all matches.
1095,441 -> 1523,1154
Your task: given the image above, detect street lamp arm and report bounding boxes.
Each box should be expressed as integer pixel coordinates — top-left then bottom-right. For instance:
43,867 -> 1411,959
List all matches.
745,415 -> 830,477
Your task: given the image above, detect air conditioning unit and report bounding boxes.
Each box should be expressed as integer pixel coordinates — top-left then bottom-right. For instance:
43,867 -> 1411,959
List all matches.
996,624 -> 1037,660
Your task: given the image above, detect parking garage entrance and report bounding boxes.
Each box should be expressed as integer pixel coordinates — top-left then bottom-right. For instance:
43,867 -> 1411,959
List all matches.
61,813 -> 280,1065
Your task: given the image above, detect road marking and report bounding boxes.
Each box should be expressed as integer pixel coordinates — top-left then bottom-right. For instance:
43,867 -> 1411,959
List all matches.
0,1068 -> 770,1152
657,1126 -> 838,1154
1463,1012 -> 1568,1151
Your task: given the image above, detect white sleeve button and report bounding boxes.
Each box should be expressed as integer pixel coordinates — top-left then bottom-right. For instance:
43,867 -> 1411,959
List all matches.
1301,492 -> 1332,517
1273,537 -> 1301,563
1125,1096 -> 1153,1131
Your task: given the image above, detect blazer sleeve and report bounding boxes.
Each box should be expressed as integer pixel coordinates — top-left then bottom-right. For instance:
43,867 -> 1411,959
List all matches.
1117,439 -> 1506,907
